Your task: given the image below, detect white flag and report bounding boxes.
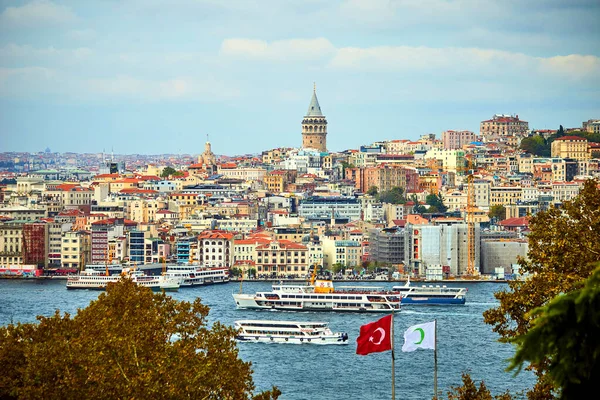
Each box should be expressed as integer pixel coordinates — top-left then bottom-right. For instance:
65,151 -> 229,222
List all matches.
402,321 -> 436,352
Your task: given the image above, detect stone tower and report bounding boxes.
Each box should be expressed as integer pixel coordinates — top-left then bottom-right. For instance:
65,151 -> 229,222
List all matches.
302,84 -> 327,152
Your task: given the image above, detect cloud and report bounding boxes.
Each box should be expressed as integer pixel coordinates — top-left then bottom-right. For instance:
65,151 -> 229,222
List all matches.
84,75 -> 240,102
0,44 -> 92,67
328,45 -> 599,81
0,0 -> 77,27
220,38 -> 335,62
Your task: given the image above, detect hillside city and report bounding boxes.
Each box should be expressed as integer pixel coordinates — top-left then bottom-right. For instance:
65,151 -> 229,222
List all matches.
2,89 -> 600,281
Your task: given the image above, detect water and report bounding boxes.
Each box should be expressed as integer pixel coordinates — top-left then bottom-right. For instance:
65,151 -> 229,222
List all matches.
0,279 -> 534,399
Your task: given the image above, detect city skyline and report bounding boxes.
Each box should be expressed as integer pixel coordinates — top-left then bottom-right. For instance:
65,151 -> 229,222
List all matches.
0,0 -> 599,156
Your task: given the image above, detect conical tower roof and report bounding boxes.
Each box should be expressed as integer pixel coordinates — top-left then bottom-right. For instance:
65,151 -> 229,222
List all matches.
306,85 -> 323,117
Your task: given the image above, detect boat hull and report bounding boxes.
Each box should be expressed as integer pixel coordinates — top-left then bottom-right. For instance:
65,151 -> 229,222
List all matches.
232,293 -> 400,313
236,334 -> 349,345
401,297 -> 466,305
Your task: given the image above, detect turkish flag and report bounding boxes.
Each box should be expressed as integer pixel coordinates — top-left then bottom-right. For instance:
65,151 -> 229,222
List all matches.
356,314 -> 393,355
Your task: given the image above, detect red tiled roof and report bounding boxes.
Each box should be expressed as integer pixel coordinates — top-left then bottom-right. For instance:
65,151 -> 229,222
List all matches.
499,217 -> 530,227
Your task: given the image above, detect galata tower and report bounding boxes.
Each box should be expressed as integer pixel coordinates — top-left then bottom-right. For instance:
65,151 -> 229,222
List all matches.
301,84 -> 327,152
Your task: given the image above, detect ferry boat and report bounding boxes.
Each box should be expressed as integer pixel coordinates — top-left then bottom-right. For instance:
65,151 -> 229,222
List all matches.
392,277 -> 467,305
66,268 -> 181,291
234,319 -> 349,345
232,269 -> 401,313
165,264 -> 230,287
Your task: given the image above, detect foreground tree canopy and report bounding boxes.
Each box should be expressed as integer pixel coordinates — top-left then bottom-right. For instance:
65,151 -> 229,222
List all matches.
508,263 -> 600,400
0,279 -> 280,400
483,178 -> 600,398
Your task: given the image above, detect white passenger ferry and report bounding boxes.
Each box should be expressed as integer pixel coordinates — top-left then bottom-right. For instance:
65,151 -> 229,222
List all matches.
233,270 -> 401,312
66,268 -> 181,291
165,264 -> 230,287
234,320 -> 349,345
392,277 -> 467,305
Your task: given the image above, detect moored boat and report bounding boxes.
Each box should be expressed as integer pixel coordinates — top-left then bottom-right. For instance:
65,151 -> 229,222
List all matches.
392,277 -> 467,305
165,264 -> 230,287
233,268 -> 401,312
234,319 -> 349,344
66,268 -> 181,291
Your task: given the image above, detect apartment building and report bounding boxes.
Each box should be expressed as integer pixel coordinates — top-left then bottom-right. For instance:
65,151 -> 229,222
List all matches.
551,136 -> 590,161
442,130 -> 476,150
480,114 -> 528,139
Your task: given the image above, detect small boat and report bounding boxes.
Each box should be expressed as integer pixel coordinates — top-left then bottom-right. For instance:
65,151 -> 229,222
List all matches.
66,268 -> 181,292
392,276 -> 467,305
234,319 -> 349,345
232,267 -> 401,312
165,264 -> 230,287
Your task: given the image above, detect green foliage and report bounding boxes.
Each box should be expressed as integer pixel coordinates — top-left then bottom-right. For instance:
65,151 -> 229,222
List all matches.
508,263 -> 600,400
519,134 -> 550,157
410,194 -> 427,214
488,205 -> 506,221
161,166 -> 183,178
330,263 -> 344,274
377,186 -> 405,204
425,193 -> 447,213
446,372 -> 515,400
0,279 -> 280,400
483,178 -> 600,398
367,186 -> 378,196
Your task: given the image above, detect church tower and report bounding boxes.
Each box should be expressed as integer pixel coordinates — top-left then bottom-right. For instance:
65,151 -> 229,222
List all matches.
301,84 -> 328,152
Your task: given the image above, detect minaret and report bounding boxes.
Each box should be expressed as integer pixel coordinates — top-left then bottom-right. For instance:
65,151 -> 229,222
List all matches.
302,83 -> 328,152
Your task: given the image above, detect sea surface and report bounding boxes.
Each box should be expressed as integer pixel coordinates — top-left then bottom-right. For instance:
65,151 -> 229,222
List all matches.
0,279 -> 535,400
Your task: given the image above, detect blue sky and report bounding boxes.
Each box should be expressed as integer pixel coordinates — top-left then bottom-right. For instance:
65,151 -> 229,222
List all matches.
0,0 -> 599,156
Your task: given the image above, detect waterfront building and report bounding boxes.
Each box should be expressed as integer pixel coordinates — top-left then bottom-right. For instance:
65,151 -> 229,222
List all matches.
255,239 -> 308,277
90,218 -> 137,264
368,227 -> 409,269
0,221 -> 24,266
61,230 -> 90,270
301,85 -> 328,152
321,238 -> 361,269
198,230 -> 234,268
480,238 -> 528,275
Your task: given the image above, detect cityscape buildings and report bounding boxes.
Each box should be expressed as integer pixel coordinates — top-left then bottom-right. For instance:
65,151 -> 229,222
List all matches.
1,86 -> 599,281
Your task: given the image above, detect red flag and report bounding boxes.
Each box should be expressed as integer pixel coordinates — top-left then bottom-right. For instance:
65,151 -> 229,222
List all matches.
356,314 -> 393,355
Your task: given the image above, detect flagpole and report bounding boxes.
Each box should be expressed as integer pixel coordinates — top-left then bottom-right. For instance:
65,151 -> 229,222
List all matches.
434,319 -> 438,399
391,312 -> 395,400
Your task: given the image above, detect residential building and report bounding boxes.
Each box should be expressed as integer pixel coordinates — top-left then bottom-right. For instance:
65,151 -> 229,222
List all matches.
442,130 -> 475,150
480,114 -> 529,140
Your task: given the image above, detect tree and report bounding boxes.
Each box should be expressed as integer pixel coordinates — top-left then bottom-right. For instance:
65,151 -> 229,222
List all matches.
0,278 -> 281,400
410,194 -> 427,214
483,178 -> 600,398
161,166 -> 183,178
425,193 -> 447,213
519,134 -> 549,157
488,205 -> 506,222
446,372 -> 515,400
508,263 -> 600,400
367,186 -> 378,196
378,186 -> 405,204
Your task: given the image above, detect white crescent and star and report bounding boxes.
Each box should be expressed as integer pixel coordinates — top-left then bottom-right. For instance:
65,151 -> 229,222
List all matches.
369,327 -> 385,345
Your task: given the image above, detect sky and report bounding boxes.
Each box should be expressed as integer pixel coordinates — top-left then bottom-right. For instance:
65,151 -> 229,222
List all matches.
0,0 -> 599,157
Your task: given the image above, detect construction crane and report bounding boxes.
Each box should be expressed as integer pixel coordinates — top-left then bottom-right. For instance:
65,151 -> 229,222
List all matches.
464,155 -> 478,277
